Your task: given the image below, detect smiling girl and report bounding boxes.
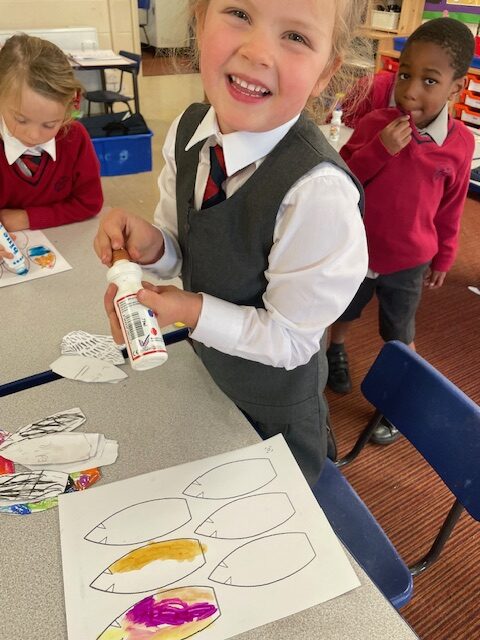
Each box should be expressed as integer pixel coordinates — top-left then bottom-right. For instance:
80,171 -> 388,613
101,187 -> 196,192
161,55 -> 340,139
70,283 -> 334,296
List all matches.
0,34 -> 103,251
95,0 -> 370,486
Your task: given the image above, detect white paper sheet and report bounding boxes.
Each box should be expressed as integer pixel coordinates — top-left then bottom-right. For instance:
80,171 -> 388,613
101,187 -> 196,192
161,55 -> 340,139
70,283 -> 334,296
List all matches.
50,355 -> 128,383
0,230 -> 71,287
59,434 -> 360,640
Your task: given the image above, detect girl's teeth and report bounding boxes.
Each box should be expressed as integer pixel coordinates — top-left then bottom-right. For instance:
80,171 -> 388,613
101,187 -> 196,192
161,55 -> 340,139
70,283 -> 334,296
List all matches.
231,75 -> 268,94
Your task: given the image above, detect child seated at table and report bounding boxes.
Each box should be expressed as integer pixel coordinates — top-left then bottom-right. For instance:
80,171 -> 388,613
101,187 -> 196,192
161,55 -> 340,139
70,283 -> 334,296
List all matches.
0,33 -> 103,259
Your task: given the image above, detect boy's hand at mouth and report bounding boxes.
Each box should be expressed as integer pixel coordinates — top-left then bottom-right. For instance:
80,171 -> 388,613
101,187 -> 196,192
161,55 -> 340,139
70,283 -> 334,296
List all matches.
380,114 -> 412,155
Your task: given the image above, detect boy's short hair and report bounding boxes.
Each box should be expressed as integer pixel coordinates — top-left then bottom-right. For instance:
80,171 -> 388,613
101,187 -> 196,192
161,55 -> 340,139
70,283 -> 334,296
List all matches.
405,17 -> 475,79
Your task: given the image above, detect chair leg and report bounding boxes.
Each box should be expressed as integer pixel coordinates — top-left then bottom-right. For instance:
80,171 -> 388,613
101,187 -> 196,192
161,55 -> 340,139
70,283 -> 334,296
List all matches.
141,26 -> 150,47
408,499 -> 464,576
87,101 -> 91,117
335,409 -> 383,468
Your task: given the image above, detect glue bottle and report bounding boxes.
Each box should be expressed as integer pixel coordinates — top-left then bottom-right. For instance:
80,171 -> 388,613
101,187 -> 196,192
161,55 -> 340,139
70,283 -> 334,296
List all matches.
0,222 -> 29,275
107,248 -> 168,370
328,107 -> 343,146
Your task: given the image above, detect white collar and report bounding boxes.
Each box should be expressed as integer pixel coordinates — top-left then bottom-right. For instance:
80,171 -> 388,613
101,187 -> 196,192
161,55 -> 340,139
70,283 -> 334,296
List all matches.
416,104 -> 449,146
0,117 -> 57,164
185,106 -> 300,176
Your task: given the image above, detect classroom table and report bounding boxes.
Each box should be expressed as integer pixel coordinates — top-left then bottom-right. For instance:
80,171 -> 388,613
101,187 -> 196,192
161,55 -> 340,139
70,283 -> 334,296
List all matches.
1,341 -> 419,640
0,217 -> 163,385
1,215 -> 418,639
69,50 -> 140,114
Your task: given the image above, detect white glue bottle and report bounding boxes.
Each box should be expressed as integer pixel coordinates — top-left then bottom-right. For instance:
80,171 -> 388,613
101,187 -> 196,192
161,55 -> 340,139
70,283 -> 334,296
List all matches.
328,107 -> 343,147
107,248 -> 168,371
0,222 -> 29,275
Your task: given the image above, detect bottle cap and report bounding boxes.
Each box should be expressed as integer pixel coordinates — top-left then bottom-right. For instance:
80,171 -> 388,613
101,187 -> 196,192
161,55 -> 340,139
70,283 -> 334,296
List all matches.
112,248 -> 131,263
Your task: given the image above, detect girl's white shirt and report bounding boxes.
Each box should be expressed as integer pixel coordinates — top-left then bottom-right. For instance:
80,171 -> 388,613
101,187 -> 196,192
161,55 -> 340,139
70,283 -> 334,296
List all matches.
146,107 -> 368,370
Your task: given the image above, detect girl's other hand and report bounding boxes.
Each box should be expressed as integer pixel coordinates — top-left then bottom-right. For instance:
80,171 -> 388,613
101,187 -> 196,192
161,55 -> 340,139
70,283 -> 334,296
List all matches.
104,281 -> 203,342
379,115 -> 412,155
94,208 -> 165,266
138,282 -> 203,330
0,209 -> 29,231
424,268 -> 446,289
0,231 -> 17,260
104,283 -> 124,345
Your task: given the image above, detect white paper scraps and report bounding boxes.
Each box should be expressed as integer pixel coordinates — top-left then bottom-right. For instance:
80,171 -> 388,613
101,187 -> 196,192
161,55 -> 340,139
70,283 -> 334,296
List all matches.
0,470 -> 69,503
50,355 -> 128,383
2,433 -> 97,465
61,331 -> 125,365
0,408 -> 86,451
468,286 -> 480,296
14,434 -> 119,474
26,440 -> 118,474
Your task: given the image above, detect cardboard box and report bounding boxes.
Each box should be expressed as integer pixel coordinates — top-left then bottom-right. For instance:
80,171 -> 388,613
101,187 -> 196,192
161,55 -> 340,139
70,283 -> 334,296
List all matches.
371,10 -> 399,31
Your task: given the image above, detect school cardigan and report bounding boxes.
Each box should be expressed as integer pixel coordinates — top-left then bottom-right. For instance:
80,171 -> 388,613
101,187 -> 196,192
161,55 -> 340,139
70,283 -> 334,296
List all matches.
0,121 -> 103,229
340,107 -> 474,274
175,103 -> 363,424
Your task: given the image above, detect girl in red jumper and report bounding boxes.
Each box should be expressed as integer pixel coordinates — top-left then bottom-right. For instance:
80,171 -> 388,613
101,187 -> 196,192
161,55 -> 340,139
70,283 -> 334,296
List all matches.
326,18 -> 475,444
0,34 -> 103,260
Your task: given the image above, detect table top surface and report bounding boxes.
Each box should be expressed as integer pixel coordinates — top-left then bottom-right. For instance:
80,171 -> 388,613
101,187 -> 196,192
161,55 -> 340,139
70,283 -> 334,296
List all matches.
1,216 -> 417,639
1,342 -> 418,640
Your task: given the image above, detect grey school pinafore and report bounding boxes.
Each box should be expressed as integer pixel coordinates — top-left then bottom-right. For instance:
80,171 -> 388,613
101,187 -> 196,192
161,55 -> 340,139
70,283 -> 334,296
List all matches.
175,103 -> 363,486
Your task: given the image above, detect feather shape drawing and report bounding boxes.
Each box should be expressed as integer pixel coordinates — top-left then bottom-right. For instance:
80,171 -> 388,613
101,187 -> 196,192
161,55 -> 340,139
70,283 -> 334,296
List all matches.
195,492 -> 295,538
96,585 -> 220,639
85,498 -> 191,545
209,532 -> 315,586
183,458 -> 276,499
90,539 -> 207,593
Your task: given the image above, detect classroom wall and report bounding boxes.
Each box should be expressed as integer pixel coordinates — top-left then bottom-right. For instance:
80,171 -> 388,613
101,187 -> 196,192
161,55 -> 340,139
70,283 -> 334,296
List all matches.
0,0 -> 140,52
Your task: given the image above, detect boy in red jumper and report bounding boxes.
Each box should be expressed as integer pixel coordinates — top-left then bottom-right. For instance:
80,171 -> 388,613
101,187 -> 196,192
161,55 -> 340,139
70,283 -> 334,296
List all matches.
0,34 -> 103,260
327,18 -> 475,444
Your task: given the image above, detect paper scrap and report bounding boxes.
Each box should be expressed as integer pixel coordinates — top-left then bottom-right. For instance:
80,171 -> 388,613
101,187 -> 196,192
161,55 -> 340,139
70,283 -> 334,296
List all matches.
0,469 -> 102,515
22,437 -> 119,474
1,433 -> 99,465
0,408 -> 86,451
61,330 -> 125,365
0,470 -> 69,503
50,355 -> 128,383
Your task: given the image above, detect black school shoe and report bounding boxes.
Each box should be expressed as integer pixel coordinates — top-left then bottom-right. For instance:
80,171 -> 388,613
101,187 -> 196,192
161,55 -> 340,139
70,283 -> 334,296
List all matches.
370,418 -> 401,445
326,344 -> 352,394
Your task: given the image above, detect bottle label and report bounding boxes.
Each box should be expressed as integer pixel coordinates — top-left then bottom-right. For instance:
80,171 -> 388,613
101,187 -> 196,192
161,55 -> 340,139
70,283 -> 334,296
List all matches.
116,293 -> 167,361
329,124 -> 340,142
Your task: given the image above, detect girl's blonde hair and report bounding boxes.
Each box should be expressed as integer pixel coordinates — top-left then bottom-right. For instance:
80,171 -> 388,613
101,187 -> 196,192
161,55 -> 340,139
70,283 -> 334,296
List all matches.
0,33 -> 82,125
185,0 -> 373,123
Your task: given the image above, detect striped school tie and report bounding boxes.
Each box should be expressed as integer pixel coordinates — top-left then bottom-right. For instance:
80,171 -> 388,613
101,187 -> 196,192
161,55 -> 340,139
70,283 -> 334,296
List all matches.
16,152 -> 43,177
202,144 -> 227,209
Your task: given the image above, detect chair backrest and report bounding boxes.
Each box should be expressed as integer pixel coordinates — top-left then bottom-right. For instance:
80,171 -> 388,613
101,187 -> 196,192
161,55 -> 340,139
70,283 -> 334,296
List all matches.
118,50 -> 141,74
361,341 -> 480,520
137,0 -> 150,10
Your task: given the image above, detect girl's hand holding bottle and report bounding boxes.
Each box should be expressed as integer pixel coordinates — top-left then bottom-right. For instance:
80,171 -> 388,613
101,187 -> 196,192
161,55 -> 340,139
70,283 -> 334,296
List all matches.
94,208 -> 165,267
105,281 -> 203,344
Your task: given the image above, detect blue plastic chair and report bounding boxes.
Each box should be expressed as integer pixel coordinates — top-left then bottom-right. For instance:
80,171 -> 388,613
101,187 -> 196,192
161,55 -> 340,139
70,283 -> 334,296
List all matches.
313,340 -> 480,609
